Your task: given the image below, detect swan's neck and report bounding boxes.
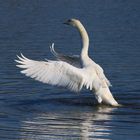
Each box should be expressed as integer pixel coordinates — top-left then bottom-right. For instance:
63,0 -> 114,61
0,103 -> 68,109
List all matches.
76,23 -> 89,58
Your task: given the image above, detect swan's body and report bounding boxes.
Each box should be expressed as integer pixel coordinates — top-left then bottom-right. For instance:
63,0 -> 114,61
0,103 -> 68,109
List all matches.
16,19 -> 119,106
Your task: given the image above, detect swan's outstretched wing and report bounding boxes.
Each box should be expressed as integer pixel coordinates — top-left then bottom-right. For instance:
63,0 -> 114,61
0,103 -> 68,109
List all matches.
15,54 -> 95,92
50,43 -> 81,68
95,64 -> 112,87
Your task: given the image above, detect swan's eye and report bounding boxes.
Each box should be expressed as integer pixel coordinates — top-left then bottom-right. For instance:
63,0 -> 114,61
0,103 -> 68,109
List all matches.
67,19 -> 72,23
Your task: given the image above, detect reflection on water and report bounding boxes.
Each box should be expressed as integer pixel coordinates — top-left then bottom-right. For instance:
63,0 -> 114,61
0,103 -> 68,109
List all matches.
20,106 -> 115,140
80,107 -> 114,140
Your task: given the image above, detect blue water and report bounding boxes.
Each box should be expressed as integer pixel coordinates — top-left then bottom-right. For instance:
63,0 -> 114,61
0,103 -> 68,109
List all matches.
0,0 -> 140,139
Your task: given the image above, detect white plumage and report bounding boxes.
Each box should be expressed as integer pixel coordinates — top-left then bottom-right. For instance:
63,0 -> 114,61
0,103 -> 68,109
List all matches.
16,19 -> 120,106
16,54 -> 95,92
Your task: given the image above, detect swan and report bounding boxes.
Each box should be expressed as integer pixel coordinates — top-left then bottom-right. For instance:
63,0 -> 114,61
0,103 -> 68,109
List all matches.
15,19 -> 119,106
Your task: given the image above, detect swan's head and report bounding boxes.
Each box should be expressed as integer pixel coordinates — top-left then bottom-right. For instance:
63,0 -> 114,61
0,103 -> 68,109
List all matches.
64,19 -> 81,27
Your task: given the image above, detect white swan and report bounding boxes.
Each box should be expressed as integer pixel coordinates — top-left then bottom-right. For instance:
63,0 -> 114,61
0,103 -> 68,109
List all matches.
15,19 -> 119,106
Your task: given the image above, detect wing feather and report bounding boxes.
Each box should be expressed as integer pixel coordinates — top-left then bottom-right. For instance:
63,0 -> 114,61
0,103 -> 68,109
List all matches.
15,54 -> 90,92
95,64 -> 112,87
50,43 -> 81,67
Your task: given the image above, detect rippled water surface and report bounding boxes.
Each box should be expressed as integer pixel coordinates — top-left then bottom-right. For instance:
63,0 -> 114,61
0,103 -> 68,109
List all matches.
0,0 -> 140,140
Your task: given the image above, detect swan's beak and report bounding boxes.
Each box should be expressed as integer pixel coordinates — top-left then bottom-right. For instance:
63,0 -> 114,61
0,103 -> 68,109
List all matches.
63,21 -> 69,25
63,19 -> 71,25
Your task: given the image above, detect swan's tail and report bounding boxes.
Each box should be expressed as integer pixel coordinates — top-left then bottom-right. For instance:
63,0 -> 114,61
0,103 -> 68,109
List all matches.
94,87 -> 120,107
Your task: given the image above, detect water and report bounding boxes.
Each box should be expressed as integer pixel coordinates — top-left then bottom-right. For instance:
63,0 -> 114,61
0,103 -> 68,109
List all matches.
0,0 -> 140,139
